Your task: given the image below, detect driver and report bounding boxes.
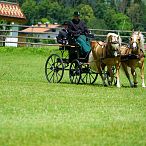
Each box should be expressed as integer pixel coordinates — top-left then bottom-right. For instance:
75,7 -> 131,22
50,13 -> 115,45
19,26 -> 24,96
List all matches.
68,11 -> 91,57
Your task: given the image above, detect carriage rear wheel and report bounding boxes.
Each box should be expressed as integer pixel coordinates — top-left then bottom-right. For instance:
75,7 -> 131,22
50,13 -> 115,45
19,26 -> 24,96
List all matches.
81,63 -> 98,84
45,54 -> 64,83
69,59 -> 81,84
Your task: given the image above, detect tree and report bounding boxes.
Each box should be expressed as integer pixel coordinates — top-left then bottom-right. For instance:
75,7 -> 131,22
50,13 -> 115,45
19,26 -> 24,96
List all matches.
21,0 -> 37,24
92,2 -> 109,20
77,4 -> 95,23
41,18 -> 50,24
140,3 -> 146,31
39,1 -> 72,24
18,0 -> 146,30
127,3 -> 143,30
103,8 -> 117,29
112,13 -> 133,30
118,0 -> 131,13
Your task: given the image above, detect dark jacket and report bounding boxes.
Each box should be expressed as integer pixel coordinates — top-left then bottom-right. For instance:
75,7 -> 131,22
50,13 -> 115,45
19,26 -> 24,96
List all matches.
56,29 -> 68,44
68,19 -> 89,37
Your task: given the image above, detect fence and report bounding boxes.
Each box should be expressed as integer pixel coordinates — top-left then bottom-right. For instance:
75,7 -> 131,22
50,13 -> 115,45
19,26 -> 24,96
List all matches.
0,24 -> 146,48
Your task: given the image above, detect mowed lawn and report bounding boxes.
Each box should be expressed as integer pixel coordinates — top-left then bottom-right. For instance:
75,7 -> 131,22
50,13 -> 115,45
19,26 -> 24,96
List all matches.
0,47 -> 146,146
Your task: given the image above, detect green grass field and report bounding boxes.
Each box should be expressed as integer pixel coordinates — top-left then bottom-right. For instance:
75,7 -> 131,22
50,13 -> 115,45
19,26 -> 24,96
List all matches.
0,47 -> 146,146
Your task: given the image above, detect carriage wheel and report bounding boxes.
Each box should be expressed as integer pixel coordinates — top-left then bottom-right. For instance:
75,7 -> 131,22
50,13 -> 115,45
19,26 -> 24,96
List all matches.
81,64 -> 98,84
69,59 -> 81,84
45,54 -> 64,83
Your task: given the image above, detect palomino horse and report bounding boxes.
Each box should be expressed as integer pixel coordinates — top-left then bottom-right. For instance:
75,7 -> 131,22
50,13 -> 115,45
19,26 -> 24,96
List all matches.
120,31 -> 145,87
89,33 -> 122,87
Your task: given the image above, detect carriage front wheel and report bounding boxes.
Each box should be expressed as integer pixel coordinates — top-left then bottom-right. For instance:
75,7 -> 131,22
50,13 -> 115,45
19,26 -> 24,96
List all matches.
45,54 -> 64,83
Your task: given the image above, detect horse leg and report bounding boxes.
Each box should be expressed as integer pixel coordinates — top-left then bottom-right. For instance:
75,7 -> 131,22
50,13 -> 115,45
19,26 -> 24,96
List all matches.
101,64 -> 107,81
93,59 -> 107,86
131,67 -> 137,87
115,63 -> 121,88
97,66 -> 107,86
107,66 -> 114,85
140,61 -> 145,87
122,63 -> 134,87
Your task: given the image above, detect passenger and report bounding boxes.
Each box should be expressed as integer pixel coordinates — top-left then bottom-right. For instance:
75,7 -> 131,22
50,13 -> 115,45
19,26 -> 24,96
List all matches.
56,21 -> 68,45
68,11 -> 91,57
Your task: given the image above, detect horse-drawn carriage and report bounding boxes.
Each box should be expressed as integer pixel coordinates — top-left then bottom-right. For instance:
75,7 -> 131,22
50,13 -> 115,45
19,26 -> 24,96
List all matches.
45,31 -> 145,88
45,36 -> 98,84
45,33 -> 119,85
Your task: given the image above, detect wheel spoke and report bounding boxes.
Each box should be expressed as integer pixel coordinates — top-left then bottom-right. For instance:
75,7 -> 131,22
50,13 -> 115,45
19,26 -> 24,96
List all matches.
69,60 -> 81,84
50,71 -> 55,82
81,66 -> 98,84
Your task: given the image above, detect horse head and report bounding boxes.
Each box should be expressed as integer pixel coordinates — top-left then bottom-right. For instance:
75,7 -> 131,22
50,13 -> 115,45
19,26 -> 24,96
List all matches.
130,31 -> 145,54
106,33 -> 122,57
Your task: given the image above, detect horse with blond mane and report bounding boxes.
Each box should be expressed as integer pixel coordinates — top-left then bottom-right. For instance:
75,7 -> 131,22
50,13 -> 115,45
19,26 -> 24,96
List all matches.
120,31 -> 145,87
89,33 -> 122,87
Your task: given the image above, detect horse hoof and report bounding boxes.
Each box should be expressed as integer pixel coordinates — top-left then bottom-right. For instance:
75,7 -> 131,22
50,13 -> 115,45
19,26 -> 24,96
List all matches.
134,84 -> 138,88
130,83 -> 135,88
104,84 -> 108,87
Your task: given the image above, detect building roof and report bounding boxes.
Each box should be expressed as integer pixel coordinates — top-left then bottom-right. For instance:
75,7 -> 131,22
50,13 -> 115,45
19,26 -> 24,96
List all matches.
21,24 -> 61,33
0,1 -> 26,23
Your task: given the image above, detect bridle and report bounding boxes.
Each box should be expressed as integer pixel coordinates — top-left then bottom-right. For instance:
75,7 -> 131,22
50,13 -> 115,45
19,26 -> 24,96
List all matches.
130,35 -> 141,54
106,36 -> 121,57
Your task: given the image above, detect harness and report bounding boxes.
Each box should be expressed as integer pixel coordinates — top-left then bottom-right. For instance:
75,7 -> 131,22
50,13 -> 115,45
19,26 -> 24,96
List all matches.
121,47 -> 145,62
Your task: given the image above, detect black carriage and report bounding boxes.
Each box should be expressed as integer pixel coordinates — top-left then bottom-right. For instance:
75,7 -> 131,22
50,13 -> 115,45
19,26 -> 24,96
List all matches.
45,39 -> 98,84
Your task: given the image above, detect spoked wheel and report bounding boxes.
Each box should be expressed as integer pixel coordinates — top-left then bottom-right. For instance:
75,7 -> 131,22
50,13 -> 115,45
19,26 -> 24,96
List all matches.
106,67 -> 117,86
69,59 -> 81,84
45,54 -> 64,83
81,63 -> 98,84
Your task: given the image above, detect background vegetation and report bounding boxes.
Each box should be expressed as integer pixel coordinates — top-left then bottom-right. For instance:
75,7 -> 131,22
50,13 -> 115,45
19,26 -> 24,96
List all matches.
0,47 -> 146,146
1,0 -> 146,31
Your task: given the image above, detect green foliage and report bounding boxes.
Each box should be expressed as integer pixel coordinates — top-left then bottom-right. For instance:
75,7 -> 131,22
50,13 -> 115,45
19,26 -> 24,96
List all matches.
88,18 -> 107,29
112,13 -> 133,30
104,8 -> 117,29
41,18 -> 50,24
19,0 -> 146,30
0,20 -> 7,24
77,4 -> 95,24
21,0 -> 37,24
93,2 -> 108,19
41,39 -> 56,44
127,3 -> 145,30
